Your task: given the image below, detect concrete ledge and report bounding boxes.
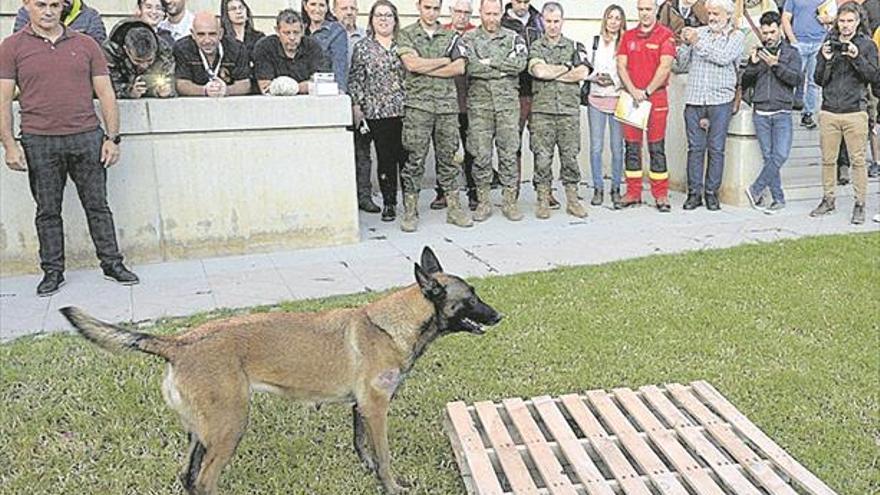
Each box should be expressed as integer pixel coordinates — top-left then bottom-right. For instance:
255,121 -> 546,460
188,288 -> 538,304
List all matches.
0,95 -> 358,276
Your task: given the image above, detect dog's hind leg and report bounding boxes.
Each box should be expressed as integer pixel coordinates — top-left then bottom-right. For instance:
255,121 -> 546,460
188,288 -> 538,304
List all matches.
352,404 -> 377,472
178,432 -> 207,494
190,397 -> 249,494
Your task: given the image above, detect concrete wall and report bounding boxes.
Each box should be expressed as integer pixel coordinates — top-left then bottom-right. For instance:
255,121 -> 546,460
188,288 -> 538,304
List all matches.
0,96 -> 359,275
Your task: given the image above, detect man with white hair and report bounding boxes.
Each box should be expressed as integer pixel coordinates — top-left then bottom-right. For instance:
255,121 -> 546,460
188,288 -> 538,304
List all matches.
675,0 -> 744,211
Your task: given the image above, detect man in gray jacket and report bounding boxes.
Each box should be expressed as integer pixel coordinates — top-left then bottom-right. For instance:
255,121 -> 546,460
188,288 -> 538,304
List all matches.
742,10 -> 802,213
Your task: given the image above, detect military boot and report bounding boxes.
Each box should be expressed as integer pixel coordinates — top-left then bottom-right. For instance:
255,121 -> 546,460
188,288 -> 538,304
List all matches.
535,184 -> 551,219
400,192 -> 419,232
564,184 -> 588,218
473,187 -> 492,222
445,192 -> 474,228
501,187 -> 524,221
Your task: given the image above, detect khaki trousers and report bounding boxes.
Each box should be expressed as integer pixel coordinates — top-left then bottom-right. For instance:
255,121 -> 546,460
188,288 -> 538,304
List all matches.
819,110 -> 868,203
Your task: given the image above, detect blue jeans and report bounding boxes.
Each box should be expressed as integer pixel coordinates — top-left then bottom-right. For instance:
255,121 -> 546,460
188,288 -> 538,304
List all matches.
684,101 -> 734,196
750,112 -> 793,204
587,104 -> 624,190
793,41 -> 821,115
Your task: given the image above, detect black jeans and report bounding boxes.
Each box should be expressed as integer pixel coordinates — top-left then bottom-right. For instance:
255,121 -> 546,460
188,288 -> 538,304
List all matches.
20,128 -> 123,273
367,117 -> 405,206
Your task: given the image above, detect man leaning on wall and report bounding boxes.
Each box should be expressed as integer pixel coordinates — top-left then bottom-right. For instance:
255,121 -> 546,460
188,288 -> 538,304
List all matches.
1,0 -> 140,296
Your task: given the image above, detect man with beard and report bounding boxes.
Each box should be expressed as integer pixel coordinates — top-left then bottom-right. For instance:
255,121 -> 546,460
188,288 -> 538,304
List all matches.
810,2 -> 880,224
158,0 -> 193,42
675,0 -> 744,211
14,0 -> 106,44
173,11 -> 251,97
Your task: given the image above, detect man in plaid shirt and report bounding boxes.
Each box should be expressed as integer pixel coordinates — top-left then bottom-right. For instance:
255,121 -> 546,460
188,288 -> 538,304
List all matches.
675,0 -> 744,211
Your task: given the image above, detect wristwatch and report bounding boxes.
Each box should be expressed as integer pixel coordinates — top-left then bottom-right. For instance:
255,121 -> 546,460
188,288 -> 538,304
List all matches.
104,134 -> 122,145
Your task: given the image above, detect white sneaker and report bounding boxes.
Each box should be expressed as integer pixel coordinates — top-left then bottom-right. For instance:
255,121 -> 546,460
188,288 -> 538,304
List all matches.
873,213 -> 880,223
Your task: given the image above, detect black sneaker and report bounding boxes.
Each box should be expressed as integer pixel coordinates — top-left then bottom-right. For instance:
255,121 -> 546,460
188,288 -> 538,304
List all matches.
705,193 -> 721,211
868,162 -> 880,178
429,193 -> 447,210
590,189 -> 604,206
103,263 -> 140,285
852,202 -> 866,225
801,113 -> 817,129
36,271 -> 64,297
745,187 -> 766,210
381,204 -> 396,222
763,201 -> 785,215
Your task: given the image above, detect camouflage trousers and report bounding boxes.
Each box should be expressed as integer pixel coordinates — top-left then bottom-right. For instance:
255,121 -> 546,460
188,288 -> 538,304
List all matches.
466,107 -> 521,188
529,113 -> 582,186
401,108 -> 462,194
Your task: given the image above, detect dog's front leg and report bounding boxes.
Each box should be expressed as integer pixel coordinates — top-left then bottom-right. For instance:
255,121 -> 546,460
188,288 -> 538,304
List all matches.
361,393 -> 408,494
352,404 -> 377,472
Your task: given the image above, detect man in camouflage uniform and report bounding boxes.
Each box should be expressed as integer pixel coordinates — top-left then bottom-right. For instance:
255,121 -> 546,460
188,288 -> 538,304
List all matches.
464,0 -> 528,221
526,2 -> 589,219
397,0 -> 471,232
104,19 -> 175,98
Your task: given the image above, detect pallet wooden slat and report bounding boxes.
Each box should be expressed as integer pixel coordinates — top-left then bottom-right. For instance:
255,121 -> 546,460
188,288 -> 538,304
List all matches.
445,382 -> 839,495
530,396 -> 614,495
704,424 -> 800,495
501,398 -> 578,495
587,390 -> 691,495
559,394 -> 654,495
446,401 -> 505,495
692,381 -> 837,495
473,401 -> 540,494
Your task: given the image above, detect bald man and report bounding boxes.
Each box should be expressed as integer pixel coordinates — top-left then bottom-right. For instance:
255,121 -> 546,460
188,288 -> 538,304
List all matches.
173,11 -> 251,96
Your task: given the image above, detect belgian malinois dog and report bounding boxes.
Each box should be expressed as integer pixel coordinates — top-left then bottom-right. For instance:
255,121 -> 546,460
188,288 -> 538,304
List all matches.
60,247 -> 502,494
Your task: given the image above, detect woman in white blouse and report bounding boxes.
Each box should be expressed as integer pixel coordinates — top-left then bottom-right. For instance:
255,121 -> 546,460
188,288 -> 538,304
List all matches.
587,4 -> 626,208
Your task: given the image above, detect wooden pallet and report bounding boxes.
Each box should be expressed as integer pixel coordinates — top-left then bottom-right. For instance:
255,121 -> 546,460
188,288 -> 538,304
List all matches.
444,381 -> 837,495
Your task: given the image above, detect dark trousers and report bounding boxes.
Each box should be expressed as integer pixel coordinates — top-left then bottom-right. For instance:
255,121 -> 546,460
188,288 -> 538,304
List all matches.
685,101 -> 734,196
368,117 -> 405,206
354,129 -> 373,203
20,128 -> 123,273
435,113 -> 475,197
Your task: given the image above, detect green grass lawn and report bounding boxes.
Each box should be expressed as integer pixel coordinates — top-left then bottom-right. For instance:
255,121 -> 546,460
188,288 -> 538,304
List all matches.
1,233 -> 878,494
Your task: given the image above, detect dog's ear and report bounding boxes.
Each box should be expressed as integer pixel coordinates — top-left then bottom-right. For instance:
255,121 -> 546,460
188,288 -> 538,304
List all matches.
414,263 -> 445,300
420,247 -> 443,274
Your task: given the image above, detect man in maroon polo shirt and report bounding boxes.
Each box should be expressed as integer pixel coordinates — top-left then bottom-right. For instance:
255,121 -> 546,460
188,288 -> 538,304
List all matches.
1,0 -> 139,296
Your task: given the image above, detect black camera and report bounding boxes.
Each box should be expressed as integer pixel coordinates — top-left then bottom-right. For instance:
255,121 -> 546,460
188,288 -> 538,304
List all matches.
761,43 -> 780,56
683,16 -> 699,28
828,38 -> 851,53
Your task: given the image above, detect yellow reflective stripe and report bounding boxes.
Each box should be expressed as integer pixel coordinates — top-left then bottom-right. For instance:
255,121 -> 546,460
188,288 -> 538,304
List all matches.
649,171 -> 669,181
624,170 -> 643,179
64,0 -> 82,26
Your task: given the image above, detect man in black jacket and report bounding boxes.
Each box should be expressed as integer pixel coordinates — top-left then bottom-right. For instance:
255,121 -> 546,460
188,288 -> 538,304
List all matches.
810,3 -> 880,224
743,11 -> 802,213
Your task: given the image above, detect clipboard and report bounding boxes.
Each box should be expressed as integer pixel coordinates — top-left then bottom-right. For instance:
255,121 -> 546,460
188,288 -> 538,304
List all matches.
614,92 -> 652,130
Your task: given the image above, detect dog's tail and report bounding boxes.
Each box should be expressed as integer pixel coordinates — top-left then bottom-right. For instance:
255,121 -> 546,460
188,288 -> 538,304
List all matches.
60,306 -> 174,360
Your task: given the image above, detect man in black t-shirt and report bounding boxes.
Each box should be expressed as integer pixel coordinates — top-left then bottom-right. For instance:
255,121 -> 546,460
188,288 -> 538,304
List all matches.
173,11 -> 251,96
252,9 -> 331,95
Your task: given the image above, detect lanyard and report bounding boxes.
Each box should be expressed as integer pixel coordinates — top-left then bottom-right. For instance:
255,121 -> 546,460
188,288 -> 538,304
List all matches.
198,42 -> 224,80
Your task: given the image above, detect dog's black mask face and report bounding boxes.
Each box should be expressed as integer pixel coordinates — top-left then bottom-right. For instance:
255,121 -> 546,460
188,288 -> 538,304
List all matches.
414,247 -> 503,335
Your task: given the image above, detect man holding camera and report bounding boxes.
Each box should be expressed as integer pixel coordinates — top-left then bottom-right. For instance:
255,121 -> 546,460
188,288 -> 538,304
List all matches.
810,2 -> 879,224
742,11 -> 802,213
104,20 -> 176,99
463,0 -> 528,222
396,0 -> 471,232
